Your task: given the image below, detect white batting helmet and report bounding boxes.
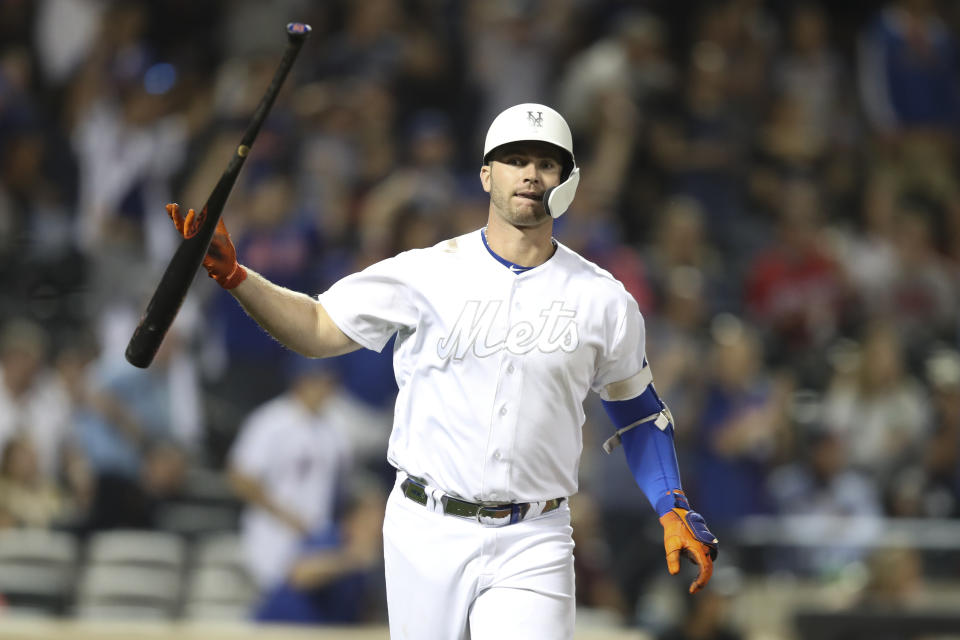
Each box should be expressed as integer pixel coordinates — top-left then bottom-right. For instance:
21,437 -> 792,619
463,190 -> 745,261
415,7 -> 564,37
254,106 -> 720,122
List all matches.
483,103 -> 581,219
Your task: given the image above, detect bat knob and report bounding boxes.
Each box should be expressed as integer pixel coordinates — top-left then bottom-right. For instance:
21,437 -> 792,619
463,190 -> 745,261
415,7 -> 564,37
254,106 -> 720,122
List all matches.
286,22 -> 312,41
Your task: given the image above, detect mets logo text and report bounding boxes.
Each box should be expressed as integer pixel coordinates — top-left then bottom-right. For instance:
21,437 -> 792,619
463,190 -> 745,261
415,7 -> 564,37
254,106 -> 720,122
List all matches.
437,300 -> 579,359
527,111 -> 543,127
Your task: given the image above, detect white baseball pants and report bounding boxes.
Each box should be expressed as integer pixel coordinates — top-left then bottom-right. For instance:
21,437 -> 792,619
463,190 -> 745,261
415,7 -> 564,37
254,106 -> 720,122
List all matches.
382,473 -> 576,639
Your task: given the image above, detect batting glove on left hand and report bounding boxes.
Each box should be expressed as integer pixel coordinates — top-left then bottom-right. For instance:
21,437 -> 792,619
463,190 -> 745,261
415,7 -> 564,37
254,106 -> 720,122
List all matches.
167,203 -> 247,289
659,490 -> 718,594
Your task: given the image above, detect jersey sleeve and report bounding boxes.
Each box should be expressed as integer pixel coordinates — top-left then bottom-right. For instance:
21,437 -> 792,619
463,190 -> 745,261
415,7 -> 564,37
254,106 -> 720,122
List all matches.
591,290 -> 647,394
316,252 -> 421,352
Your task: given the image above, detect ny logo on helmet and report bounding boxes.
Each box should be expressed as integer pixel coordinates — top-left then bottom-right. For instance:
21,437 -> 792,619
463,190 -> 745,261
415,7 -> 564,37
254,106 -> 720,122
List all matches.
527,111 -> 543,127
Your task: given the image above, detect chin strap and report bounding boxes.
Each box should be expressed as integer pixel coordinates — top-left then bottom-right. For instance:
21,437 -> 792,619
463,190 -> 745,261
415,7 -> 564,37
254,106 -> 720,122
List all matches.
543,167 -> 580,218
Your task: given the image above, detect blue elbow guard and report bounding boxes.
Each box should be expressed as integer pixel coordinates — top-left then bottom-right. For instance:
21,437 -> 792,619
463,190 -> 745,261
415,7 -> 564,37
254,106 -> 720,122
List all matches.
602,386 -> 683,516
601,385 -> 674,454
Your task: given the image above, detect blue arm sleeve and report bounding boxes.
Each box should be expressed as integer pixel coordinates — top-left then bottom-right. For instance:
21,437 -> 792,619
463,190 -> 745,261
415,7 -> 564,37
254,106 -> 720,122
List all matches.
602,388 -> 683,516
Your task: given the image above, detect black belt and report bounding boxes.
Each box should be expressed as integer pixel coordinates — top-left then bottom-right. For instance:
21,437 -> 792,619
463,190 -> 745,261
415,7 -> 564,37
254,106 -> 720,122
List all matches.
400,476 -> 565,526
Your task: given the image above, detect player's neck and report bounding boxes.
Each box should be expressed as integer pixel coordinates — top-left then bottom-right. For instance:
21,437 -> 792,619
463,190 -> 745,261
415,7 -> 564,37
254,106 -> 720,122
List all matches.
483,217 -> 555,267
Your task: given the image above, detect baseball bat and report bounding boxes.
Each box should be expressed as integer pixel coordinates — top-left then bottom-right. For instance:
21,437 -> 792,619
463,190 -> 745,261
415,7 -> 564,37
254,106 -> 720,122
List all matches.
125,22 -> 312,368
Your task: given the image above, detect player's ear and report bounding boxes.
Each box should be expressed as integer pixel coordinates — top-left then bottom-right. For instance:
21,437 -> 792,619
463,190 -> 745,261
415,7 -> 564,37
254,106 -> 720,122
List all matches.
479,164 -> 491,193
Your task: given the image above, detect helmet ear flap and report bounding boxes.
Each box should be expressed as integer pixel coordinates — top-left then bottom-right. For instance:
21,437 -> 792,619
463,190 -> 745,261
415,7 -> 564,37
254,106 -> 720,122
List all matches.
543,167 -> 580,219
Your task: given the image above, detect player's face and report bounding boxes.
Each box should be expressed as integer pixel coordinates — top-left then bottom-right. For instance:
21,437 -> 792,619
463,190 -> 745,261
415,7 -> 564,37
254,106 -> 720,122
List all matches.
481,142 -> 564,228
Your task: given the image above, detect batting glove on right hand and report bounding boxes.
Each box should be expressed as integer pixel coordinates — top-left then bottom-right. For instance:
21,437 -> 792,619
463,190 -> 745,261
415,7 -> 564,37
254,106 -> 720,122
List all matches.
659,490 -> 718,594
167,203 -> 247,289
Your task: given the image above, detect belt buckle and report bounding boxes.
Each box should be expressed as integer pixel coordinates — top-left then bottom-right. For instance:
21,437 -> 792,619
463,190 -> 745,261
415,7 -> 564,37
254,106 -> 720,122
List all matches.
476,505 -> 507,526
476,503 -> 523,527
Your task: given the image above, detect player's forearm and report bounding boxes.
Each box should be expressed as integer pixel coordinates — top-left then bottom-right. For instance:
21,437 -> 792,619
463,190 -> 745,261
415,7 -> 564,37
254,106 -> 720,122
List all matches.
601,382 -> 683,515
229,267 -> 359,358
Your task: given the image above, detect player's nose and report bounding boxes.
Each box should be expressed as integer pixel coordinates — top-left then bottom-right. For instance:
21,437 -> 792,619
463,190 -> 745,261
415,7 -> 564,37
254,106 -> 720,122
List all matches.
520,162 -> 541,182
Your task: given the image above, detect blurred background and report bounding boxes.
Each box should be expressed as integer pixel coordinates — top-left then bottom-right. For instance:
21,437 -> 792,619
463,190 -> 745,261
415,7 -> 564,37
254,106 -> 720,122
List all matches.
1,0 -> 959,638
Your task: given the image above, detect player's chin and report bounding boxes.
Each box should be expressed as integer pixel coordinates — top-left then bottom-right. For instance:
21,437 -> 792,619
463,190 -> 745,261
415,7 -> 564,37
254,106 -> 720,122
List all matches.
510,203 -> 549,225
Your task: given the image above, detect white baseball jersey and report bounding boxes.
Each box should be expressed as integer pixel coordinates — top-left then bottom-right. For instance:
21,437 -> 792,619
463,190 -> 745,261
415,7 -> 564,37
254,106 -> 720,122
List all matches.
317,228 -> 645,503
228,394 -> 351,589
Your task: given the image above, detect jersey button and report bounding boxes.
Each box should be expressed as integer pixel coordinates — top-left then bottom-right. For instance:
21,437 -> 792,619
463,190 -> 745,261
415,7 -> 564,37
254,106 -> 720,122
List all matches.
499,407 -> 507,416
507,364 -> 515,373
493,451 -> 502,460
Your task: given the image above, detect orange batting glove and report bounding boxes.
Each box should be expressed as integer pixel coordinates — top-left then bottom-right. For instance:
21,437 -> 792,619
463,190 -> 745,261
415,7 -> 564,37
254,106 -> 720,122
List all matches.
659,490 -> 718,594
166,203 -> 247,289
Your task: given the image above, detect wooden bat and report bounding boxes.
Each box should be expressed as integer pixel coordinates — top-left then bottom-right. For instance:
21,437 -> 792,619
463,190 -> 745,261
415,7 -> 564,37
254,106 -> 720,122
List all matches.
125,22 -> 311,368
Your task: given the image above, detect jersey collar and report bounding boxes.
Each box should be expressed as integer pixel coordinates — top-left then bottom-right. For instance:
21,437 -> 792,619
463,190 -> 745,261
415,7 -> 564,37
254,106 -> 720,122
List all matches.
480,227 -> 557,275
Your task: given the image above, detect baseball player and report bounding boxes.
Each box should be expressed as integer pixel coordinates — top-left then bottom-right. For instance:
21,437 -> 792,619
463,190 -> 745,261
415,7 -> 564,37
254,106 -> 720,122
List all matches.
227,358 -> 352,593
167,103 -> 717,639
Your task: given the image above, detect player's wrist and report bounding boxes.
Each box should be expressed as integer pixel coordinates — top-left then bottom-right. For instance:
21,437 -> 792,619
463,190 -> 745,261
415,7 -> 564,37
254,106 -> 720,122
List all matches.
655,488 -> 689,516
219,263 -> 248,289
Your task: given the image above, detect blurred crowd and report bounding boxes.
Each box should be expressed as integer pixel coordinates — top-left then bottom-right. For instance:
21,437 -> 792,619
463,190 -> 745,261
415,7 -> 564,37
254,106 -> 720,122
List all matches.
1,0 -> 959,632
